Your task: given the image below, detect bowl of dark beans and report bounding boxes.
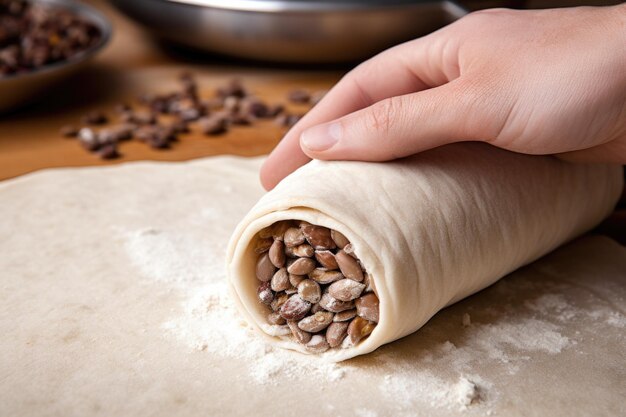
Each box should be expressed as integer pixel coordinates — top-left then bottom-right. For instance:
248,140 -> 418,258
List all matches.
0,0 -> 111,113
110,0 -> 467,64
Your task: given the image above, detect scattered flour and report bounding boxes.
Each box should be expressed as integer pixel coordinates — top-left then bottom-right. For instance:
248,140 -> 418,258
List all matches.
375,302 -> 575,413
453,377 -> 480,407
606,312 -> 626,328
473,319 -> 571,355
589,309 -> 626,329
462,313 -> 471,327
381,373 -> 482,412
124,227 -> 347,385
124,228 -> 223,288
525,294 -> 577,322
354,408 -> 379,417
122,226 -> 580,413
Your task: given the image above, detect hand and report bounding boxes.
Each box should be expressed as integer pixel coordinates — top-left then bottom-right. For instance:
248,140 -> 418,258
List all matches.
260,5 -> 626,190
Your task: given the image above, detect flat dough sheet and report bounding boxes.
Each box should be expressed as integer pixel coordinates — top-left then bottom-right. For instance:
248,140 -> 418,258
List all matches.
0,156 -> 624,417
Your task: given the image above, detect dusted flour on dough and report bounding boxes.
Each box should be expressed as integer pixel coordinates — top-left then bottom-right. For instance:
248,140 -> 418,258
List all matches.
121,225 -> 588,413
227,144 -> 622,362
124,227 -> 346,384
1,156 -> 624,417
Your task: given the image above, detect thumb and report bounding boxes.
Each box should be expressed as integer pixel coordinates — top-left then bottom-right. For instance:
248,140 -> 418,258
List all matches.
299,80 -> 486,161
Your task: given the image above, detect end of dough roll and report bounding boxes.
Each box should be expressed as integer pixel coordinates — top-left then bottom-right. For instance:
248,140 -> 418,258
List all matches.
227,144 -> 623,362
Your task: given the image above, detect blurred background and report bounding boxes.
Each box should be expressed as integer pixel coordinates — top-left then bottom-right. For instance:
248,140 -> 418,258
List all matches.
1,0 -> 623,240
0,0 -> 622,179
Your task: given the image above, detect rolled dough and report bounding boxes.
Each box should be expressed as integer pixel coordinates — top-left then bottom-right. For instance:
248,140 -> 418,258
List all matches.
227,144 -> 623,361
0,156 -> 624,417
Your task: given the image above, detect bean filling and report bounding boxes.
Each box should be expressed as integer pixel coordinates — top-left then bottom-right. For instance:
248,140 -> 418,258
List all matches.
254,220 -> 379,353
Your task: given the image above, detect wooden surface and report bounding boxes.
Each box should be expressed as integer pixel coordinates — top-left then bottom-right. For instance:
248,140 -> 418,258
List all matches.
0,0 -> 341,180
0,0 -> 622,181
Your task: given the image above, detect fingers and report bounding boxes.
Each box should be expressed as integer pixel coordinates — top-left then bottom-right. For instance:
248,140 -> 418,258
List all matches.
299,79 -> 483,162
260,33 -> 461,190
557,139 -> 626,164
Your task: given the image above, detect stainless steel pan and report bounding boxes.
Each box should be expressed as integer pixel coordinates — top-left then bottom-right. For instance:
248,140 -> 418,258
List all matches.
110,0 -> 467,63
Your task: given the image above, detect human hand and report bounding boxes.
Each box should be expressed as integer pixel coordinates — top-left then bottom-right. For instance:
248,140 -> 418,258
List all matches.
260,5 -> 626,190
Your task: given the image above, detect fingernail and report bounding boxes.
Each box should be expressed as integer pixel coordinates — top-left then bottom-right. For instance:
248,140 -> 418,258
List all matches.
301,122 -> 342,152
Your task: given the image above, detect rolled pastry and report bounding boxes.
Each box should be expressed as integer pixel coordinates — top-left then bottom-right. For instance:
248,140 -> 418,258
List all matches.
227,143 -> 623,362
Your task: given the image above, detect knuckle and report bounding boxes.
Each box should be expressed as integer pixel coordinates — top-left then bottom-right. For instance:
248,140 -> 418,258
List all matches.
450,79 -> 500,141
367,97 -> 403,136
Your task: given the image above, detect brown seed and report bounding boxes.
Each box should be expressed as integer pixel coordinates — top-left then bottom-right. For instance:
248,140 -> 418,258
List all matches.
319,292 -> 355,313
270,293 -> 289,312
309,269 -> 344,284
257,282 -> 274,305
301,224 -> 336,250
343,243 -> 357,258
279,294 -> 311,320
267,104 -> 285,118
287,320 -> 311,345
122,111 -> 157,125
241,97 -> 270,118
135,125 -> 176,149
315,250 -> 338,269
267,311 -> 286,325
271,268 -> 290,292
272,221 -> 292,240
274,112 -> 302,128
255,252 -> 276,282
78,128 -> 98,150
297,279 -> 321,304
115,103 -> 132,113
254,237 -> 273,253
363,273 -> 374,292
258,226 -> 273,239
170,119 -> 190,134
335,250 -> 364,282
326,322 -> 349,348
333,309 -> 357,322
230,111 -> 254,125
60,125 -> 78,138
199,114 -> 228,135
223,96 -> 240,113
82,111 -> 108,125
217,79 -> 247,99
284,284 -> 298,295
310,90 -> 327,106
297,311 -> 333,333
331,230 -> 350,249
328,279 -> 366,302
306,335 -> 330,353
289,273 -> 305,288
97,143 -> 120,160
99,124 -> 134,142
356,292 -> 380,323
310,303 -> 323,314
268,239 -> 285,268
284,227 -> 305,247
347,316 -> 376,345
287,257 -> 316,275
287,89 -> 311,104
290,244 -> 314,258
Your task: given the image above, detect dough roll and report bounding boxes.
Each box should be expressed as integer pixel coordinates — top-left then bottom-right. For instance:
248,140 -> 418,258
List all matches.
227,143 -> 623,362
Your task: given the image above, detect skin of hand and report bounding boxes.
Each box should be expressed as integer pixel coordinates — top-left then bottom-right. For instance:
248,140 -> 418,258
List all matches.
260,5 -> 626,191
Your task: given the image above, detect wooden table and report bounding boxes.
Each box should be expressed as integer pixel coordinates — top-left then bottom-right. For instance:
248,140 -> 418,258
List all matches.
0,0 -> 342,180
0,0 -> 623,242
